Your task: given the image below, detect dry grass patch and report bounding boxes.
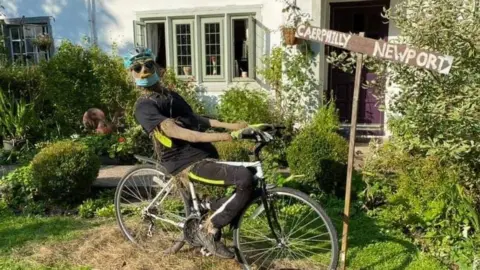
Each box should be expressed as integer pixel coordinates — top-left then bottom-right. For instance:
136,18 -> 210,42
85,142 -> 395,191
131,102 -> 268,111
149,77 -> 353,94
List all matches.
12,222 -> 242,270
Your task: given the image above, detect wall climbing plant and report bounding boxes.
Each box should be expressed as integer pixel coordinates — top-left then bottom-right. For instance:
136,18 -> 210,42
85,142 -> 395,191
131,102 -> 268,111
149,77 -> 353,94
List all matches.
258,1 -> 319,125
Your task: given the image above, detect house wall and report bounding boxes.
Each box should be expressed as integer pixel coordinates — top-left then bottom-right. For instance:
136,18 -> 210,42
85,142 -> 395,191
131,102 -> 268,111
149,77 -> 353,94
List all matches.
2,0 -> 290,54
3,0 -> 400,134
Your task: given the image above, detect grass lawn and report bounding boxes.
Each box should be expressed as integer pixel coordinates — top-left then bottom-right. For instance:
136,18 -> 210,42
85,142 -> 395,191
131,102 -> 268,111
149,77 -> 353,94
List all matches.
0,201 -> 447,270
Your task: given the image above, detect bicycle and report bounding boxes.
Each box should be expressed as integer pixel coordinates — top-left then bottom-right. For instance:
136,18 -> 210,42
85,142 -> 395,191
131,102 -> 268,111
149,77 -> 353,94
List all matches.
114,124 -> 339,270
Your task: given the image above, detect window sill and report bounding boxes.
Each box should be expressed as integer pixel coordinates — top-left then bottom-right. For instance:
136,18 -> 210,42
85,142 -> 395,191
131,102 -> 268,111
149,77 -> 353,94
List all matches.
232,78 -> 256,82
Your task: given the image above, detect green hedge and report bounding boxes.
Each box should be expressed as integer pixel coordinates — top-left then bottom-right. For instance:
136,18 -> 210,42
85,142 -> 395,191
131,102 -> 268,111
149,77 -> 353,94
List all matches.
31,140 -> 100,203
40,41 -> 136,135
217,86 -> 276,124
0,165 -> 38,213
286,128 -> 348,195
286,100 -> 348,195
213,141 -> 253,162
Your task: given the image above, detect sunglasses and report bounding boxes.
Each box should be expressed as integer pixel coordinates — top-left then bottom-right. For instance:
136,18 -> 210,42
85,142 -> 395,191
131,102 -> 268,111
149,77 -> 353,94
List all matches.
131,60 -> 155,73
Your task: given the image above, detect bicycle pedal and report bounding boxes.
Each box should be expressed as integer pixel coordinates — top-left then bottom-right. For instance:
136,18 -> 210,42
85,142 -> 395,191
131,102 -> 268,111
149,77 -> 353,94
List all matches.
200,247 -> 212,257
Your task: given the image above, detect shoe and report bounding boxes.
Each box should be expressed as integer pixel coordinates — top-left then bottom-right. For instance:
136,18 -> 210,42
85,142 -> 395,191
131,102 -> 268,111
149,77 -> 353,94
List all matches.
196,223 -> 235,259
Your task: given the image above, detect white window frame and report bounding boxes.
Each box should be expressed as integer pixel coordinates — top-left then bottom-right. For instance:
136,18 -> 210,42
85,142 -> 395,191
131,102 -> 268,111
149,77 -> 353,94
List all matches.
133,20 -> 146,47
9,23 -> 51,65
200,17 -> 224,82
137,5 -> 262,83
171,18 -> 195,79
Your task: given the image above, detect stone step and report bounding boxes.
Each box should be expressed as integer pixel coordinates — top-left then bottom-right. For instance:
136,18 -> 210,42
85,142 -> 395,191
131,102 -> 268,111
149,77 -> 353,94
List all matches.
94,165 -> 135,188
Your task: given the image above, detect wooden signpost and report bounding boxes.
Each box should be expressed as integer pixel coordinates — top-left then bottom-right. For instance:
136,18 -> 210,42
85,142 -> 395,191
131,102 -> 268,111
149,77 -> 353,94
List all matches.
295,24 -> 454,269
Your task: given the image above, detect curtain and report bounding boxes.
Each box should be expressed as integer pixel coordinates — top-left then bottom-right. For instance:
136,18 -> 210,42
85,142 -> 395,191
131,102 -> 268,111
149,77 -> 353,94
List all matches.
147,23 -> 159,57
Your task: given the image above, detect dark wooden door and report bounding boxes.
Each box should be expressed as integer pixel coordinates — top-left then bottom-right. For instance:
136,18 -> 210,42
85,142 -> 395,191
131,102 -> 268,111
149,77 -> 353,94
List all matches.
327,0 -> 390,125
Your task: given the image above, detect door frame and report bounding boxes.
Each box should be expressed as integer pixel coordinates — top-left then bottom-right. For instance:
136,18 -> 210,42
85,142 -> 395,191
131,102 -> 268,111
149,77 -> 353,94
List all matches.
324,0 -> 390,131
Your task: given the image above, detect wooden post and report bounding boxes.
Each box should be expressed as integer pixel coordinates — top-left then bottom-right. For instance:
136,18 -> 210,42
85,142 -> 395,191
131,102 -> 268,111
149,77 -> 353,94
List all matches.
340,32 -> 365,270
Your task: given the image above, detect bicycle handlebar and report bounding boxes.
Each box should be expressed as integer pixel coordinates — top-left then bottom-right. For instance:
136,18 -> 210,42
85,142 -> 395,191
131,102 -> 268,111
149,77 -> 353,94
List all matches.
242,124 -> 287,161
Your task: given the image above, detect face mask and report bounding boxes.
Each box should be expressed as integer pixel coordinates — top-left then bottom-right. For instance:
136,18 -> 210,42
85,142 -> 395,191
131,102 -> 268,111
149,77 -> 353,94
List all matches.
135,72 -> 160,87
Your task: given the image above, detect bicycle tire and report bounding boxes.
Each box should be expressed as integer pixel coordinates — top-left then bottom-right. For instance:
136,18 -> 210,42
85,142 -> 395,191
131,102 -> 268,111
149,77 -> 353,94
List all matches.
233,187 -> 339,270
114,164 -> 191,254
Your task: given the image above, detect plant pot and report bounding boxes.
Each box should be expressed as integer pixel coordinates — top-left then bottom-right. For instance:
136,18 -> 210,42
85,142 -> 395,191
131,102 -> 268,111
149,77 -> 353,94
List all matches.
282,27 -> 297,45
3,139 -> 15,151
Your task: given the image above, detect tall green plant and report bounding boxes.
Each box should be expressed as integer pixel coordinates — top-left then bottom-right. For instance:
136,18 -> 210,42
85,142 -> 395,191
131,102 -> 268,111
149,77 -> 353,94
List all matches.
257,46 -> 283,105
217,86 -> 275,124
0,89 -> 36,141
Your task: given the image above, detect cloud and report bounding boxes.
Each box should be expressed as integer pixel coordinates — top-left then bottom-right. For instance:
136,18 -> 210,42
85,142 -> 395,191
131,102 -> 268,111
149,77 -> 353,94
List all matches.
41,0 -> 67,17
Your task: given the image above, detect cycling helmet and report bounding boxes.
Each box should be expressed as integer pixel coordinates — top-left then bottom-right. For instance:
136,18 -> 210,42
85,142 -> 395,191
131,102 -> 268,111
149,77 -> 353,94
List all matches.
123,46 -> 155,69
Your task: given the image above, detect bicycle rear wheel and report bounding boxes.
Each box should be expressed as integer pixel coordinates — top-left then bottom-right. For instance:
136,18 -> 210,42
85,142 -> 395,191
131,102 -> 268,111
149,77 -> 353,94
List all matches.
233,187 -> 339,270
114,164 -> 190,254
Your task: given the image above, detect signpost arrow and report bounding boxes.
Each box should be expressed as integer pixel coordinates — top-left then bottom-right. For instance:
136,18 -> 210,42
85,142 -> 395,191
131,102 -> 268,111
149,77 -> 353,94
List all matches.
294,24 -> 454,270
296,25 -> 454,74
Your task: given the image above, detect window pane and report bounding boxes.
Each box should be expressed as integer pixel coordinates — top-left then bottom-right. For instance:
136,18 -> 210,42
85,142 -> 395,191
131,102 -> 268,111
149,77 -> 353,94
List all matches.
23,26 -> 35,38
11,27 -> 20,40
175,23 -> 192,75
204,22 -> 221,76
12,41 -> 22,53
25,39 -> 35,53
232,19 -> 249,78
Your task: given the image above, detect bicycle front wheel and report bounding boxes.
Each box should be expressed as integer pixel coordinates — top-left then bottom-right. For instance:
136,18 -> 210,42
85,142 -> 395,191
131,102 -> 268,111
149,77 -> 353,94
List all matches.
233,187 -> 339,270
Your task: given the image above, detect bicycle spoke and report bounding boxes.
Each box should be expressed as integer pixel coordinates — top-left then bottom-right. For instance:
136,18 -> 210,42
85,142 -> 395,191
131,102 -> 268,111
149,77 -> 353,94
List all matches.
116,167 -> 188,253
288,215 -> 321,239
258,246 -> 278,269
237,189 -> 338,270
293,231 -> 331,243
240,238 -> 273,246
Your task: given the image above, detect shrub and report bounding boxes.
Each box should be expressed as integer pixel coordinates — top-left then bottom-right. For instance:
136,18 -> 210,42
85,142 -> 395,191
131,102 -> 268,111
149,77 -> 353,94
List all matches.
78,190 -> 114,218
0,65 -> 46,102
363,141 -> 480,267
217,86 -> 276,124
108,125 -> 153,162
0,165 -> 37,212
30,140 -> 100,204
213,141 -> 253,162
287,128 -> 348,195
40,41 -> 136,135
76,134 -> 116,157
286,102 -> 348,195
310,99 -> 340,134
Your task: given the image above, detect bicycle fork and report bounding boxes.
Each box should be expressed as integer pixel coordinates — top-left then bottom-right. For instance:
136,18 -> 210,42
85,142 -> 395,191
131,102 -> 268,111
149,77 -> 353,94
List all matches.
260,182 -> 284,246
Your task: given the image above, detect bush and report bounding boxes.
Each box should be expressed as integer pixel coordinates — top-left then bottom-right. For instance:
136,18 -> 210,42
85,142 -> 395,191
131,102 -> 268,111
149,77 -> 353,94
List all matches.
287,128 -> 348,195
0,65 -> 46,102
213,141 -> 253,162
30,140 -> 100,204
286,102 -> 348,195
78,190 -> 115,218
0,165 -> 37,212
363,141 -> 480,267
217,86 -> 276,124
41,41 -> 136,135
108,125 -> 153,162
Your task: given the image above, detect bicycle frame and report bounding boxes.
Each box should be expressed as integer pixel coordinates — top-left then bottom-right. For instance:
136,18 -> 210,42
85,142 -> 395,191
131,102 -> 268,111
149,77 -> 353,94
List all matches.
140,139 -> 284,244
